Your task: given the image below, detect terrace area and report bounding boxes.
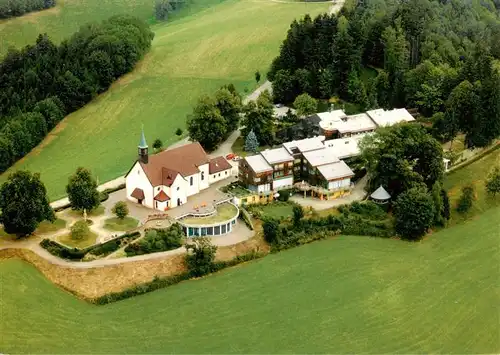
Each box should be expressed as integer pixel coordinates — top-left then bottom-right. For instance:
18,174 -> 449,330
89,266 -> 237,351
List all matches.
178,202 -> 239,225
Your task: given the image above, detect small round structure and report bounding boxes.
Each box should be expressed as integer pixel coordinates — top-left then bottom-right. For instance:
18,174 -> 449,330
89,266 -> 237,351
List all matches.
370,185 -> 391,204
177,202 -> 239,237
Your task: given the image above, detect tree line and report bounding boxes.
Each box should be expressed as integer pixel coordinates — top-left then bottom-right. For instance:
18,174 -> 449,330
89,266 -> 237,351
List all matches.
187,84 -> 242,151
0,0 -> 55,19
269,0 -> 500,148
0,15 -> 154,173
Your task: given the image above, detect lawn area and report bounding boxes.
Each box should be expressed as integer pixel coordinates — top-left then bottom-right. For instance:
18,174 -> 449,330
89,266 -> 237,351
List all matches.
444,146 -> 500,225
252,201 -> 295,219
180,203 -> 238,225
35,218 -> 67,235
0,0 -> 329,200
57,230 -> 98,249
0,0 -> 154,59
67,205 -> 105,218
1,218 -> 67,238
1,207 -> 499,353
103,217 -> 139,232
231,136 -> 270,157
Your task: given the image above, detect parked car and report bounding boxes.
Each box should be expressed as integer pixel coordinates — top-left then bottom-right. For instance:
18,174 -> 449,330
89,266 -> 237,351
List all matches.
275,103 -> 283,108
226,153 -> 235,160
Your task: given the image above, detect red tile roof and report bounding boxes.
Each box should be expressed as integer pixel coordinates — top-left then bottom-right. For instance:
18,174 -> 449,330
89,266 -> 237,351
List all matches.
154,190 -> 170,202
138,142 -> 209,186
131,188 -> 145,200
209,156 -> 232,174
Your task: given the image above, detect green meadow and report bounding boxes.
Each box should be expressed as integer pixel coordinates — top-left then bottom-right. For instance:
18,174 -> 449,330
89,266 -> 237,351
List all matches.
0,0 -> 329,199
1,206 -> 499,353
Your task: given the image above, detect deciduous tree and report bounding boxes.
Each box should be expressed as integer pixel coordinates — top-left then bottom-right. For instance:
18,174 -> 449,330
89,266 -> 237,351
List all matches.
66,167 -> 100,212
394,186 -> 435,240
293,93 -> 317,117
185,237 -> 217,277
0,171 -> 55,237
112,201 -> 129,220
187,95 -> 227,151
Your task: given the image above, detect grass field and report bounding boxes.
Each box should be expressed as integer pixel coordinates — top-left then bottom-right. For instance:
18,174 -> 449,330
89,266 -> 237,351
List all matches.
444,146 -> 500,225
0,0 -> 153,58
1,206 -> 499,353
0,0 -> 329,199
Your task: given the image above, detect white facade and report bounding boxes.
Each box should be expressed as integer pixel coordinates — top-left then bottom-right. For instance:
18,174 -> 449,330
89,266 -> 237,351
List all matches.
273,177 -> 294,190
209,169 -> 231,184
126,162 -> 155,208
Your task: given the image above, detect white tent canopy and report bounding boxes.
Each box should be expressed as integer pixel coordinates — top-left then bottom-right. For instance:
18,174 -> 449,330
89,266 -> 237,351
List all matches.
370,185 -> 391,201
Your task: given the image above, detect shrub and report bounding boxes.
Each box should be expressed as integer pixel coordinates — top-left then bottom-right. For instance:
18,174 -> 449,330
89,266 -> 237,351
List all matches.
175,128 -> 183,136
125,223 -> 184,256
292,205 -> 304,226
239,207 -> 254,230
70,220 -> 90,241
112,201 -> 129,220
456,185 -> 475,214
277,189 -> 290,201
185,237 -> 217,277
486,166 -> 500,196
263,218 -> 280,244
153,139 -> 162,150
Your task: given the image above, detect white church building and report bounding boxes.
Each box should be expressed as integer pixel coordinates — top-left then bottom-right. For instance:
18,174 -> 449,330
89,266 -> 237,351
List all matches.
125,130 -> 232,211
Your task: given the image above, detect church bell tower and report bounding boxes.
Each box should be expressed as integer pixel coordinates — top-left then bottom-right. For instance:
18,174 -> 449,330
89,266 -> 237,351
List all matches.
138,127 -> 148,164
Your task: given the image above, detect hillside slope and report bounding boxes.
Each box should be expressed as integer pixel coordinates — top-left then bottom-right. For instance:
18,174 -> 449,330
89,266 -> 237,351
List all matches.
1,206 -> 499,353
0,0 -> 328,199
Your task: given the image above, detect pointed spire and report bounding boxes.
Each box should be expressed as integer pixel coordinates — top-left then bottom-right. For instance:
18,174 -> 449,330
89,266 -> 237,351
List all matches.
139,124 -> 148,149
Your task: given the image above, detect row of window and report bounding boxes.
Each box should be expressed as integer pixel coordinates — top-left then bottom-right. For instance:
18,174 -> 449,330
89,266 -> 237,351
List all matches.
185,219 -> 237,237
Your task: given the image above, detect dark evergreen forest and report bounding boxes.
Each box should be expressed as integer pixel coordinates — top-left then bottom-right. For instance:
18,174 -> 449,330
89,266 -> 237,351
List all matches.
0,0 -> 56,19
269,0 -> 500,149
0,15 -> 154,172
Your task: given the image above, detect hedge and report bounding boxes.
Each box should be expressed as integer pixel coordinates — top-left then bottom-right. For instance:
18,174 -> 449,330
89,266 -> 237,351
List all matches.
239,207 -> 254,230
89,231 -> 141,256
40,230 -> 141,260
39,239 -> 93,260
92,250 -> 265,305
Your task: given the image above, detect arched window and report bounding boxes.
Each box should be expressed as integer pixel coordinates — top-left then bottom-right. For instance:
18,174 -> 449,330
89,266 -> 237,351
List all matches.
201,171 -> 205,181
190,176 -> 194,186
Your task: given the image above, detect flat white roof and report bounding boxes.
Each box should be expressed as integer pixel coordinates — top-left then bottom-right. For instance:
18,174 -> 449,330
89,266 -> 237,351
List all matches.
317,161 -> 354,181
302,147 -> 339,167
244,154 -> 273,174
260,147 -> 293,164
323,135 -> 365,159
366,108 -> 415,127
282,136 -> 326,154
318,111 -> 376,134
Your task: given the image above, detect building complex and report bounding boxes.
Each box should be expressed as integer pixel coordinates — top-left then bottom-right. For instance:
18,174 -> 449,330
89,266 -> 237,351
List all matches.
239,108 -> 416,199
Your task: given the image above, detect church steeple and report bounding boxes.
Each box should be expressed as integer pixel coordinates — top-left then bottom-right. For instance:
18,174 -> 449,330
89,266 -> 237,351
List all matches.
138,126 -> 148,164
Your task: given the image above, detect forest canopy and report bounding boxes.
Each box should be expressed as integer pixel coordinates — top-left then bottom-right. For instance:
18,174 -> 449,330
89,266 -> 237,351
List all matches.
269,0 -> 500,148
0,15 -> 154,173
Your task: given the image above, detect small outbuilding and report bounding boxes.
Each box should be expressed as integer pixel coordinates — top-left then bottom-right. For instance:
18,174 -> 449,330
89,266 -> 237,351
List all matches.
370,185 -> 391,204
